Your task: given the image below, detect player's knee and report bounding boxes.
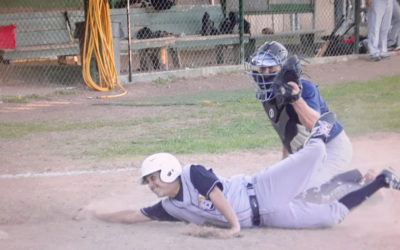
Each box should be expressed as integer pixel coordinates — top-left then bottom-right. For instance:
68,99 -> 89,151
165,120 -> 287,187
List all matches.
328,201 -> 350,226
306,139 -> 327,159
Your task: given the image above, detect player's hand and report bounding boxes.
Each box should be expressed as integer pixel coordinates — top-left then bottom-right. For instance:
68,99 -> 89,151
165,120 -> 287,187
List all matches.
287,81 -> 300,96
272,55 -> 303,106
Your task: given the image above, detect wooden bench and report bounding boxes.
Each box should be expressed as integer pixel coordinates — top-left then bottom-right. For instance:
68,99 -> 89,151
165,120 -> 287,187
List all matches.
0,4 -> 247,70
225,0 -> 324,58
0,10 -> 84,64
110,4 -> 250,70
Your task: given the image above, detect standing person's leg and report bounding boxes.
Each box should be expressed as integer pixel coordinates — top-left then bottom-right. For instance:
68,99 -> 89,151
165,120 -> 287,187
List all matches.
379,0 -> 394,57
395,1 -> 400,47
368,0 -> 386,58
388,0 -> 400,49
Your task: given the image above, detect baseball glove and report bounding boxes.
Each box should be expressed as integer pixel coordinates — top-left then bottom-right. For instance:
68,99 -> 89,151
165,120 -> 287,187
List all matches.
272,55 -> 303,106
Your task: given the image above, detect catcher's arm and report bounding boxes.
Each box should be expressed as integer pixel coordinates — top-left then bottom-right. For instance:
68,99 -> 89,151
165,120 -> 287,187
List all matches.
289,82 -> 320,131
272,56 -> 320,130
94,209 -> 152,224
209,186 -> 241,236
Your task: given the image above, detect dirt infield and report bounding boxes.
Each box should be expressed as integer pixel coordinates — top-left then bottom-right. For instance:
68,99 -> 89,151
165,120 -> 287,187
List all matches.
1,52 -> 400,250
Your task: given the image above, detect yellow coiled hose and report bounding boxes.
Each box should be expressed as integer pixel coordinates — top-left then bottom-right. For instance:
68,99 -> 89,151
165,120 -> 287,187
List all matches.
82,0 -> 127,98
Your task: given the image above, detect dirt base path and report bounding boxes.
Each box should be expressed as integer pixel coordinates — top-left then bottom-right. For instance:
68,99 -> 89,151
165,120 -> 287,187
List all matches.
1,53 -> 400,250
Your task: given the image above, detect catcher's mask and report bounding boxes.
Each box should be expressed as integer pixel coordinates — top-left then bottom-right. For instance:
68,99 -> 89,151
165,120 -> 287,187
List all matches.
140,152 -> 182,184
245,41 -> 288,102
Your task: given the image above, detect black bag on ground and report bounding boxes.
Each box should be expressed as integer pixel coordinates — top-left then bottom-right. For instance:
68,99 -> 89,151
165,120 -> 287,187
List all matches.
151,0 -> 175,10
244,19 -> 250,34
201,12 -> 219,36
136,27 -> 160,70
219,12 -> 251,35
219,12 -> 237,34
136,27 -> 154,39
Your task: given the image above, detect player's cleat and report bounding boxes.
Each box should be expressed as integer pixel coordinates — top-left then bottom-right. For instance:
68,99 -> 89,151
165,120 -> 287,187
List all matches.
369,55 -> 381,62
380,54 -> 390,60
306,111 -> 336,144
377,168 -> 400,190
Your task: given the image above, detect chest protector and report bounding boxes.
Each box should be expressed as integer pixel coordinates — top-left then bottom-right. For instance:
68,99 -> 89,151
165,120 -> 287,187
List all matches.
262,99 -> 309,154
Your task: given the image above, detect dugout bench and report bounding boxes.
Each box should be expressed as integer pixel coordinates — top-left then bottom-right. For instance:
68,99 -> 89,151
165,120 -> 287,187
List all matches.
0,10 -> 83,64
0,4 -> 249,70
224,0 -> 324,58
0,2 -> 324,72
110,4 -> 250,70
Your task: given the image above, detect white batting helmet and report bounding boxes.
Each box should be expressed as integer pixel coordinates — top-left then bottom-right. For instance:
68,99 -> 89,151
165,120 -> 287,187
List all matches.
140,152 -> 182,184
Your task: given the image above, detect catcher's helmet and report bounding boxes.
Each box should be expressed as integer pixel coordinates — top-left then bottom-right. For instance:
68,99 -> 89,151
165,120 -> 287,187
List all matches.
245,41 -> 288,102
140,152 -> 182,184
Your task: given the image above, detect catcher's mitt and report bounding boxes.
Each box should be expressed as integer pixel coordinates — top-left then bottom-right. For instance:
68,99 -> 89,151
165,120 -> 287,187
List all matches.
272,55 -> 303,106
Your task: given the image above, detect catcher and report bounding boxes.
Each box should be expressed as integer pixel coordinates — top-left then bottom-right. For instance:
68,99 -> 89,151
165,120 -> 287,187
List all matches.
92,112 -> 400,238
245,41 -> 355,197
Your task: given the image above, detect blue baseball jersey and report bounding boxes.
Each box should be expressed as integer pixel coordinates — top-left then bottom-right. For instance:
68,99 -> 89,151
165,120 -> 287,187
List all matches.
301,78 -> 343,141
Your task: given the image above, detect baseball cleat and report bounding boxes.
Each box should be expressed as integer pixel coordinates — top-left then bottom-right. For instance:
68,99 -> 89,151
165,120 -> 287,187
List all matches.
306,111 -> 336,143
377,168 -> 400,190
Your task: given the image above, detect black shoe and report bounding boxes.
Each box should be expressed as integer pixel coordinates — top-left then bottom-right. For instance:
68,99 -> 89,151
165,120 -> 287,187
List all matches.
369,55 -> 381,61
380,54 -> 390,60
306,112 -> 336,144
388,44 -> 399,51
377,168 -> 400,190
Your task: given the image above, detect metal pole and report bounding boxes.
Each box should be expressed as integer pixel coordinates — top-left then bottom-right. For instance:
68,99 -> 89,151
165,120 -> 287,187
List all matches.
354,0 -> 360,54
127,0 -> 132,82
84,0 -> 88,20
239,0 -> 244,64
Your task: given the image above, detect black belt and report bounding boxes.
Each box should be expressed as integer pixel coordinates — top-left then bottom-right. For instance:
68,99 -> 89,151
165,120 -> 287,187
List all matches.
247,183 -> 260,226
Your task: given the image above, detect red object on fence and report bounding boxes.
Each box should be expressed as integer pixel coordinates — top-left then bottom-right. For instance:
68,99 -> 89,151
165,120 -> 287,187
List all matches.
0,24 -> 17,49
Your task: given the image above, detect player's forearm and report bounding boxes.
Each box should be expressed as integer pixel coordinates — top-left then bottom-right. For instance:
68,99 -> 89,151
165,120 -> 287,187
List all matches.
291,98 -> 320,131
95,209 -> 152,224
209,187 -> 241,234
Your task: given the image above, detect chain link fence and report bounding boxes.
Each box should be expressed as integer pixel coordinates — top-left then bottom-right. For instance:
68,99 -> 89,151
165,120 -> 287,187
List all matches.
0,0 -> 367,92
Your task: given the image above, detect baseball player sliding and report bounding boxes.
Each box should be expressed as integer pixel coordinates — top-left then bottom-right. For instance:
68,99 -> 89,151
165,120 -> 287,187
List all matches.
91,112 -> 400,238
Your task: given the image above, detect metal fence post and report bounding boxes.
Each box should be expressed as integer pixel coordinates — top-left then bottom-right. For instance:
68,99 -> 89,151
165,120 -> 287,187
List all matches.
239,0 -> 244,64
111,21 -> 122,79
354,0 -> 361,54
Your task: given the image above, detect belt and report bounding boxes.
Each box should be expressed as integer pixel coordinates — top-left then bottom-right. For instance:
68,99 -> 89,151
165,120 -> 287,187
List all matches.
247,183 -> 260,226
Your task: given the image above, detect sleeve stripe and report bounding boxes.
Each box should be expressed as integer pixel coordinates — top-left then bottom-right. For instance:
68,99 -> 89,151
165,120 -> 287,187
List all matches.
206,180 -> 223,198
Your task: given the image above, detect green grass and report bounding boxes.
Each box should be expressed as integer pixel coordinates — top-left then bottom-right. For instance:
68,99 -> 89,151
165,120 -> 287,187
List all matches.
319,74 -> 400,135
1,94 -> 48,103
1,89 -> 76,104
1,74 -> 399,159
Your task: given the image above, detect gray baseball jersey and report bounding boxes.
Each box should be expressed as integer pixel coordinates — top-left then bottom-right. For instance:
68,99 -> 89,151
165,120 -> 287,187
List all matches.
161,139 -> 349,228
